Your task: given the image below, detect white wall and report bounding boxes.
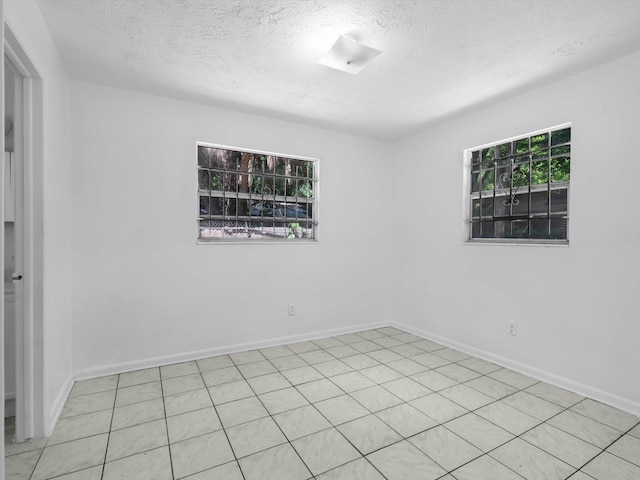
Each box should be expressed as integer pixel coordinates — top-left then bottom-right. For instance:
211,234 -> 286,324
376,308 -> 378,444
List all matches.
393,50 -> 640,414
5,0 -> 73,432
70,81 -> 394,377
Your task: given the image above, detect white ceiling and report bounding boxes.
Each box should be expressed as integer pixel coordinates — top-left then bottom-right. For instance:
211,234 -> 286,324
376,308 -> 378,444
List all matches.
35,0 -> 640,141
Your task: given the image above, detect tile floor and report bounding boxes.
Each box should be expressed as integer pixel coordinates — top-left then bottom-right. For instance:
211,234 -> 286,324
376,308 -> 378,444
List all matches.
4,326 -> 640,479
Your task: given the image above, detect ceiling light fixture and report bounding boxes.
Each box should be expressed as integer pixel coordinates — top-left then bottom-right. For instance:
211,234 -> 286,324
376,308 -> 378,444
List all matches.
318,34 -> 382,74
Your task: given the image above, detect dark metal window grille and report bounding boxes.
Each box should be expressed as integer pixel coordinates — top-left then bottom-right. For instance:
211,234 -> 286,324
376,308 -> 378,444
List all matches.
197,144 -> 317,241
469,125 -> 570,242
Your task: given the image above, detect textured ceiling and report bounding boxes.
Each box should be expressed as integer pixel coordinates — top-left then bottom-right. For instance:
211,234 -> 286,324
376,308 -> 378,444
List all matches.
35,0 -> 640,141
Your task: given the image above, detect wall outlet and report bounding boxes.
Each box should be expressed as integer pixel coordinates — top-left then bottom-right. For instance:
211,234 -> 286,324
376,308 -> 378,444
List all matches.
288,304 -> 295,316
507,321 -> 517,336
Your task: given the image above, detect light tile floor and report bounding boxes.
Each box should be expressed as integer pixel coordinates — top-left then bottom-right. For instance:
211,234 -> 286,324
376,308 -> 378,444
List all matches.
5,326 -> 640,479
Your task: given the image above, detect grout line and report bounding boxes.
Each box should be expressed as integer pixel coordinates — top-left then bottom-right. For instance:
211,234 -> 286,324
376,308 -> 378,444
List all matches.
98,373 -> 120,480
158,370 -> 176,480
25,439 -> 46,480
196,359 -> 247,480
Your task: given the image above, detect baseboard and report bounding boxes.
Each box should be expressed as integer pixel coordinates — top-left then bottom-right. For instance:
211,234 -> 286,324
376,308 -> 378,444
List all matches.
73,319 -> 640,417
74,320 -> 388,381
392,321 -> 640,417
46,374 -> 74,436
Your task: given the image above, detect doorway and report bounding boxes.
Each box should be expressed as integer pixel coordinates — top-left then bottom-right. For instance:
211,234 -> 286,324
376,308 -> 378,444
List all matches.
3,25 -> 45,447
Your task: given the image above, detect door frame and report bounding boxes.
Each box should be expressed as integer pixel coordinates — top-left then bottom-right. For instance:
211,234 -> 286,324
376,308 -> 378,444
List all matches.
4,23 -> 44,442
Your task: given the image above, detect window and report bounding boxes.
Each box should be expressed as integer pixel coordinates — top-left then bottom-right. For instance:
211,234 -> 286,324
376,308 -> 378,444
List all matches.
467,124 -> 570,243
197,143 -> 317,241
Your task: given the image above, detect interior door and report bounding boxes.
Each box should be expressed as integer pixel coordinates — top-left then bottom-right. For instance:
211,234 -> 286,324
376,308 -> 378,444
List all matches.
5,57 -> 25,444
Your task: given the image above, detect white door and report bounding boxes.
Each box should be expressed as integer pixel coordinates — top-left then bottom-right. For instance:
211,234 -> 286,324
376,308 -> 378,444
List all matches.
4,58 -> 26,443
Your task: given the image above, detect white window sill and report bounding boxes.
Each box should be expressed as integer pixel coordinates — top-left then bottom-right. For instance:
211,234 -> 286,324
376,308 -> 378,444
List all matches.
197,239 -> 318,245
463,240 -> 569,247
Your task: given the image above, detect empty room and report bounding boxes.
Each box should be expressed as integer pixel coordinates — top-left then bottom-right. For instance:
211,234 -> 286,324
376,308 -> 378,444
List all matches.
2,0 -> 640,479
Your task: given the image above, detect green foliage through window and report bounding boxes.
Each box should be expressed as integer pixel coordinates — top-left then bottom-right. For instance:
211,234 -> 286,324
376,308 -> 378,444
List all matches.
198,144 -> 317,241
468,125 -> 570,242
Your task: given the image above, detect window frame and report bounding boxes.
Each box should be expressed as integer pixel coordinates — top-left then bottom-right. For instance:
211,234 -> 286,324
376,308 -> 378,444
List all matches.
196,142 -> 319,243
463,123 -> 571,246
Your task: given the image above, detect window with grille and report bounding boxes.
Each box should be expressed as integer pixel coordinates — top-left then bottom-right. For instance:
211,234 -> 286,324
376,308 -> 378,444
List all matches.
197,143 -> 317,241
467,124 -> 570,243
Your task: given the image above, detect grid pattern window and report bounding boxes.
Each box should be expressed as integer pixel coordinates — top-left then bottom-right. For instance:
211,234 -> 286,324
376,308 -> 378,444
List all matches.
468,125 -> 570,243
197,144 -> 317,241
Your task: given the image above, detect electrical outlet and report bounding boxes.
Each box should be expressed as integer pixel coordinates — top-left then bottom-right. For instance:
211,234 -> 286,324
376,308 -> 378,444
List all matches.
288,304 -> 295,316
507,321 -> 517,336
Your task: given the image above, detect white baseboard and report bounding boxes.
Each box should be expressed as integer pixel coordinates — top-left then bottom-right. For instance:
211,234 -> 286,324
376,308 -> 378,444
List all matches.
46,374 -> 74,436
74,321 -> 388,381
73,319 -> 640,417
392,321 -> 640,417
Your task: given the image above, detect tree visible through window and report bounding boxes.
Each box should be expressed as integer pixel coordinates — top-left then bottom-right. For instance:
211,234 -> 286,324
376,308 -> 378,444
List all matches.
197,144 -> 317,241
468,125 -> 570,243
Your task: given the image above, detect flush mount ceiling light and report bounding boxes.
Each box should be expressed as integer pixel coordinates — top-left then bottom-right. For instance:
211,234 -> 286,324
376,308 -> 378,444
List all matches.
318,34 -> 382,74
